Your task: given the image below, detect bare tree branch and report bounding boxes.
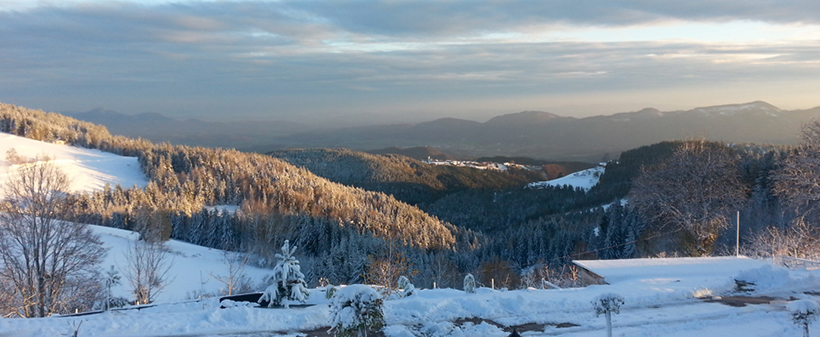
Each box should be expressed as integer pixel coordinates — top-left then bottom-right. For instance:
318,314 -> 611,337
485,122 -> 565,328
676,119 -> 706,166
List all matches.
629,140 -> 748,256
0,154 -> 106,317
122,241 -> 174,304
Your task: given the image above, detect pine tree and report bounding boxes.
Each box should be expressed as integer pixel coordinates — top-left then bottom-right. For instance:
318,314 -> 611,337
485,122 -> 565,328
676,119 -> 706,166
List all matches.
259,240 -> 310,308
328,284 -> 384,337
463,274 -> 476,293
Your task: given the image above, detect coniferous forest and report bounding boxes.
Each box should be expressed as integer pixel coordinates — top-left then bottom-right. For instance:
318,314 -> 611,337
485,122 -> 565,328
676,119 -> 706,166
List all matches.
0,102 -> 812,290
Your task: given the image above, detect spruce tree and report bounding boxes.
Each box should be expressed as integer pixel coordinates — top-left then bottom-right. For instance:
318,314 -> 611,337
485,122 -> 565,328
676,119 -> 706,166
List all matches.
259,240 -> 310,308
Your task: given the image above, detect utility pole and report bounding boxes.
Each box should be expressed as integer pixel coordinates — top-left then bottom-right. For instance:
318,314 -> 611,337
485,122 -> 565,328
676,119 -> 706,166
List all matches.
736,211 -> 740,257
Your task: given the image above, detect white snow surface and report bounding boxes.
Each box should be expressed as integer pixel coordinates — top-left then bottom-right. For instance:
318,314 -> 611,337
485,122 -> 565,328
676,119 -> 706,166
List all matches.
0,133 -> 148,194
3,244 -> 820,337
574,256 -> 770,285
527,166 -> 605,191
693,102 -> 781,117
787,299 -> 820,315
91,226 -> 277,304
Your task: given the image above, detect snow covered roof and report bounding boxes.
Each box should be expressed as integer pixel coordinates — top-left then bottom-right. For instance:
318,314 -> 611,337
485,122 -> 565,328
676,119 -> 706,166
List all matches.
573,256 -> 771,285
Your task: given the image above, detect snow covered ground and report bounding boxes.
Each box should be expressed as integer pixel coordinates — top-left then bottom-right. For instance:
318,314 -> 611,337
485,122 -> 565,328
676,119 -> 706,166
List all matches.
2,237 -> 819,337
0,133 -> 148,194
93,226 -> 276,304
527,166 -> 605,191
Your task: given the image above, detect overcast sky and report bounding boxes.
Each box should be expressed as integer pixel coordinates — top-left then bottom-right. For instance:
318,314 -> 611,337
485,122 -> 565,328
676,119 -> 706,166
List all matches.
2,0 -> 820,124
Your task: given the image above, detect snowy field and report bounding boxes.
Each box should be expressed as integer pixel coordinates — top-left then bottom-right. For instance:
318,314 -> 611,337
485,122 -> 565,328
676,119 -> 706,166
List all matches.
93,226 -> 276,304
527,166 -> 605,191
0,133 -> 148,194
2,232 -> 819,337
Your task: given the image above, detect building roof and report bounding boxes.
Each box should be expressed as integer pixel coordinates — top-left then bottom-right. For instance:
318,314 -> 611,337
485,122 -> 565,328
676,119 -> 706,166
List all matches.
573,256 -> 771,285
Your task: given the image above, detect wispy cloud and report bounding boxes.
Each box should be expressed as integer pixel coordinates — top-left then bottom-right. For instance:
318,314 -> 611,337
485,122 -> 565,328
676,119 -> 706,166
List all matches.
1,0 -> 819,121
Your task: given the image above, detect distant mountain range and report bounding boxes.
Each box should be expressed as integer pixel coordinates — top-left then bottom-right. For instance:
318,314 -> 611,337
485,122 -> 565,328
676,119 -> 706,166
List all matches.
68,102 -> 820,162
261,101 -> 820,161
64,108 -> 310,149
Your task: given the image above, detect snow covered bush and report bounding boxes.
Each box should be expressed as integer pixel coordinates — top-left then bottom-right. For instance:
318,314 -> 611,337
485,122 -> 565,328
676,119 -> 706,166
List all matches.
463,274 -> 476,294
788,299 -> 820,337
594,293 -> 625,337
328,284 -> 385,337
325,284 -> 338,299
258,240 -> 310,308
397,276 -> 415,297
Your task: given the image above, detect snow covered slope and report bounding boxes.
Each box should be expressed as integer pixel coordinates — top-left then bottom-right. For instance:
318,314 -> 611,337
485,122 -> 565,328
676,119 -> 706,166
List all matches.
527,166 -> 605,191
0,133 -> 148,193
93,226 -> 275,303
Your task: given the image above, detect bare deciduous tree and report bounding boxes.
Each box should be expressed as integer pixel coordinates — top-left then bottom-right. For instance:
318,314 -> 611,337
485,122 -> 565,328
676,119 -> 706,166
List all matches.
364,240 -> 417,296
122,241 -> 173,304
211,251 -> 252,296
629,140 -> 748,256
0,153 -> 106,317
746,220 -> 820,260
773,119 -> 820,223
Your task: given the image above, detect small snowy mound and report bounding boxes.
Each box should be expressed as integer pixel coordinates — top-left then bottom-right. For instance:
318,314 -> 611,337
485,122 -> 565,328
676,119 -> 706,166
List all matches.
527,166 -> 605,191
735,265 -> 791,290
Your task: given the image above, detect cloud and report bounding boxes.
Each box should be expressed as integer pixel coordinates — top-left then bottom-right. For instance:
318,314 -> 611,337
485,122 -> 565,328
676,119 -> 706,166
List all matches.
1,0 -> 819,120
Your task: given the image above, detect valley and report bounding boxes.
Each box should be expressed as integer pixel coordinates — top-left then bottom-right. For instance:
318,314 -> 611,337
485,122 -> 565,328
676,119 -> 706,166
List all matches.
1,101 -> 820,337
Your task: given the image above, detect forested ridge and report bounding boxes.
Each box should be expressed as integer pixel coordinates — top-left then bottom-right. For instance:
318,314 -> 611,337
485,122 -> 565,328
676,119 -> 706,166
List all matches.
269,148 -> 545,207
1,101 -> 815,292
0,103 -> 458,284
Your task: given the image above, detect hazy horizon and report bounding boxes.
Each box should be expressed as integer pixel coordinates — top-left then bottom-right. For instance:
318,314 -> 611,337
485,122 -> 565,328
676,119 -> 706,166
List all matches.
56,99 -> 817,127
2,1 -> 820,124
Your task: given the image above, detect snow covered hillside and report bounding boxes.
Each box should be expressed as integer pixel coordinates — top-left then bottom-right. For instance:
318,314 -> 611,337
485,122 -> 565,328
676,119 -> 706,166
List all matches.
2,254 -> 819,337
93,225 -> 276,304
527,166 -> 605,191
0,133 -> 148,193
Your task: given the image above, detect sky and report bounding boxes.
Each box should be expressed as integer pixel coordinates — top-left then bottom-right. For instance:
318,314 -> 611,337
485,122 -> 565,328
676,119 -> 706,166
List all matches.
1,0 -> 820,124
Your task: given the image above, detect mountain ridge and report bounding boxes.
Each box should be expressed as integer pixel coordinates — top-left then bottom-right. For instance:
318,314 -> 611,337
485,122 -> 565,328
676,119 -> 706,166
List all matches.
61,101 -> 820,162
64,108 -> 311,149
264,101 -> 820,161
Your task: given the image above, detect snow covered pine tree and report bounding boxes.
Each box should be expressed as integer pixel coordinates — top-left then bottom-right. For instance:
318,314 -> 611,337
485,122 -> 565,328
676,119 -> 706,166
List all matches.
258,240 -> 310,308
328,284 -> 384,337
463,273 -> 476,294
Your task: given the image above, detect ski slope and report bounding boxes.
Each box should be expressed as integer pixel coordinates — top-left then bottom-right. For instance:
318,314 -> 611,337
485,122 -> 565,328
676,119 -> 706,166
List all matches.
0,133 -> 148,194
